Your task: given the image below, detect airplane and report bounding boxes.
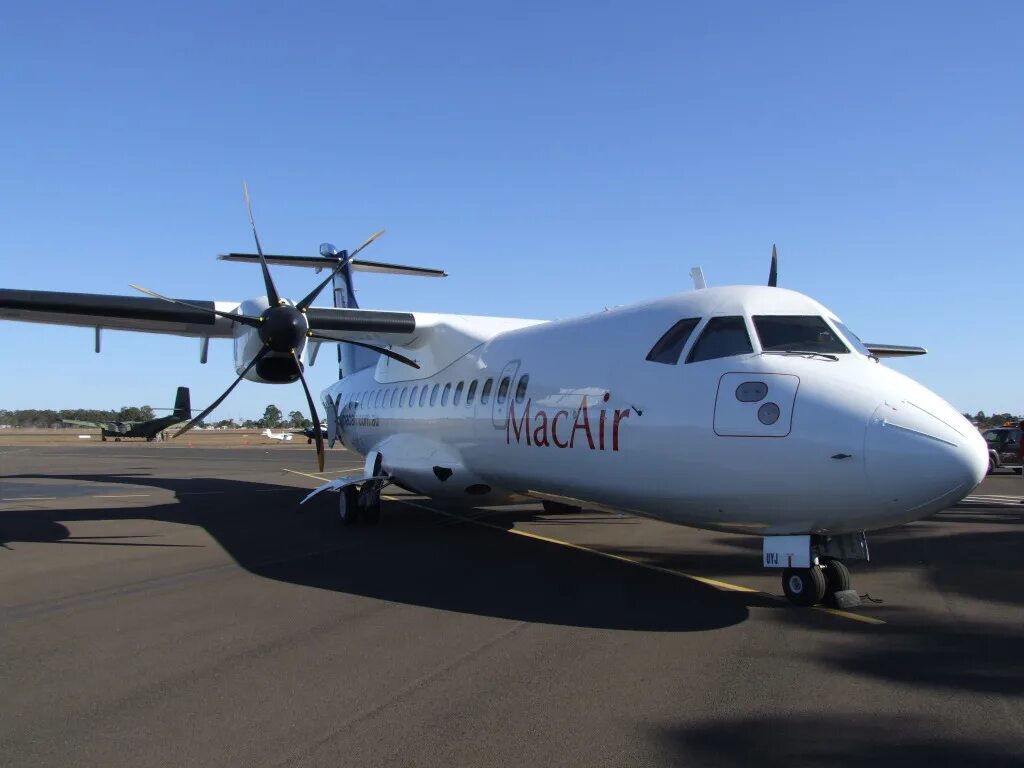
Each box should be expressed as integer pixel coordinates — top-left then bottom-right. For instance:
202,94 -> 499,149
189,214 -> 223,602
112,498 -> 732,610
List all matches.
261,428 -> 294,442
62,386 -> 191,442
0,188 -> 988,607
294,422 -> 327,445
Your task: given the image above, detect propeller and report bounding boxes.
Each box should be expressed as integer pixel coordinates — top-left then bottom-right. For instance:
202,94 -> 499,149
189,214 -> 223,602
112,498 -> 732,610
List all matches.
129,184 -> 419,471
768,244 -> 778,287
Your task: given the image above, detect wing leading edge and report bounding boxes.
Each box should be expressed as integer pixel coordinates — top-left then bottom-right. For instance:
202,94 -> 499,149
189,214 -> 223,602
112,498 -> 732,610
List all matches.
0,288 -> 417,339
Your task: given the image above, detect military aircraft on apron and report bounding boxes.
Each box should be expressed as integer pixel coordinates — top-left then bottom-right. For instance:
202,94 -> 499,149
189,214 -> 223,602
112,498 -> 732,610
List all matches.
0,186 -> 987,607
61,386 -> 191,441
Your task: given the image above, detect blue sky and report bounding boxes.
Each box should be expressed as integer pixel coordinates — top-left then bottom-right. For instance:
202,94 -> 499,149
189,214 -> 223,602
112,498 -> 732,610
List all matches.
1,1 -> 1021,419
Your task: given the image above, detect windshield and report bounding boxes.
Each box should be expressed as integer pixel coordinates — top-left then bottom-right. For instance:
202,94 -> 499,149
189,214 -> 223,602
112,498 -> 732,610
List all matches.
984,429 -> 1019,445
831,320 -> 872,356
753,315 -> 849,354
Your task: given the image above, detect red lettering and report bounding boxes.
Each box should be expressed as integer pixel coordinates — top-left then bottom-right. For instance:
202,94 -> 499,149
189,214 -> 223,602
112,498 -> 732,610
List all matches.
552,410 -> 570,448
569,396 -> 595,449
506,398 -> 531,445
612,409 -> 630,451
533,409 -> 550,447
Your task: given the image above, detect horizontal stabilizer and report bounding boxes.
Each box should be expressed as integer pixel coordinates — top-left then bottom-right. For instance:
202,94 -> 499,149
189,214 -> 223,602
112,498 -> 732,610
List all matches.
219,253 -> 446,278
863,343 -> 927,358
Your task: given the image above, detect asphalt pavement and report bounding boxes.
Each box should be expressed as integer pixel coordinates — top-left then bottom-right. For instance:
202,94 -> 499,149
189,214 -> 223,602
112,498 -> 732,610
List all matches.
1,443 -> 1022,767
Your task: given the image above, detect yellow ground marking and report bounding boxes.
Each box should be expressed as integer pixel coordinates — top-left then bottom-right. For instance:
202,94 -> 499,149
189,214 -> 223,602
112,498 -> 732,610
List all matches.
382,494 -> 885,625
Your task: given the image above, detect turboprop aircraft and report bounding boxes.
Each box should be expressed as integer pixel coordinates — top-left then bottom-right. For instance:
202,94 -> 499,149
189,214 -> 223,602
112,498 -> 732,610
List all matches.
0,189 -> 988,607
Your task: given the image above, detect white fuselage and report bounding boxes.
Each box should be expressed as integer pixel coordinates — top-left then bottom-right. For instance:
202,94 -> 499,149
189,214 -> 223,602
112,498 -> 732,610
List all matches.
322,287 -> 987,536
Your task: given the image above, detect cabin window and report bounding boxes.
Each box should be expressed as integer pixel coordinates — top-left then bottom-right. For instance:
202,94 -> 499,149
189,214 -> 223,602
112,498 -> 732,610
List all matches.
389,389 -> 398,408
453,381 -> 464,406
441,383 -> 452,406
480,378 -> 494,404
376,390 -> 384,408
409,386 -> 418,407
419,386 -> 429,407
686,316 -> 754,363
400,387 -> 408,407
515,375 -> 529,403
496,376 -> 511,404
430,384 -> 440,406
753,316 -> 849,355
646,318 -> 700,365
466,380 -> 478,405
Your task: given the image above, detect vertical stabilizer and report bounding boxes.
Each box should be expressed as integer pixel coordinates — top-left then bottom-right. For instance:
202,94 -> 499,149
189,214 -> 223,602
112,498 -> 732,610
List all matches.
173,387 -> 191,420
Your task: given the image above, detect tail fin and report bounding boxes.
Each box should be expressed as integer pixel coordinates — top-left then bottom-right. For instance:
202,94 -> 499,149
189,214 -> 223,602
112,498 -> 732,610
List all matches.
173,387 -> 191,420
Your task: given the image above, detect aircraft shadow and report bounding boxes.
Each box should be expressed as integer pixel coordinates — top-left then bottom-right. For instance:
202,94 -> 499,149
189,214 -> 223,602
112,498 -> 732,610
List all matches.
658,713 -> 1024,768
0,473 -> 749,633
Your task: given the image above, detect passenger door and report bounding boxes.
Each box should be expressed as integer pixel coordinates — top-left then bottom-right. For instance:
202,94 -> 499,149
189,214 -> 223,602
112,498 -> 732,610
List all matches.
491,360 -> 520,429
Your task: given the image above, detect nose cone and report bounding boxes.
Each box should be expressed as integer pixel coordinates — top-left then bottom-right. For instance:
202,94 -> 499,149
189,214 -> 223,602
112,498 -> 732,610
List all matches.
866,400 -> 987,522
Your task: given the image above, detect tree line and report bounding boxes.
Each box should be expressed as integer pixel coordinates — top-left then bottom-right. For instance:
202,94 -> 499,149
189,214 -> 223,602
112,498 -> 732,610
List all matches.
0,404 -> 311,429
964,411 -> 1023,429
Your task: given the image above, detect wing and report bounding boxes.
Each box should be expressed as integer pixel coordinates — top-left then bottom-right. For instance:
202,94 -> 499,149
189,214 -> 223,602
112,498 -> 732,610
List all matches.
0,288 -> 418,339
0,289 -> 239,338
61,419 -> 104,428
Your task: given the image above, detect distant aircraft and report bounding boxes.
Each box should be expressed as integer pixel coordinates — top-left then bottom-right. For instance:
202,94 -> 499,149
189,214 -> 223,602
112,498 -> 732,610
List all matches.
62,387 -> 191,442
0,186 -> 989,607
261,428 -> 294,442
294,422 -> 327,445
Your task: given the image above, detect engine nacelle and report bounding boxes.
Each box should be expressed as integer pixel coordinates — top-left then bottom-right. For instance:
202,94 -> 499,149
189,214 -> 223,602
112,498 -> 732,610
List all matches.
233,297 -> 306,383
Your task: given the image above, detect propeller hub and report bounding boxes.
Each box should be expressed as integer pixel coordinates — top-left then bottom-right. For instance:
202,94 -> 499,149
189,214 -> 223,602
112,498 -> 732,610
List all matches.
258,304 -> 307,353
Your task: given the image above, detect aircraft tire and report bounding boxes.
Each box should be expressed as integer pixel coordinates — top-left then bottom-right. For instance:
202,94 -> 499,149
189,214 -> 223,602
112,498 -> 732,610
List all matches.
782,566 -> 826,606
339,485 -> 360,525
359,483 -> 381,525
821,557 -> 851,595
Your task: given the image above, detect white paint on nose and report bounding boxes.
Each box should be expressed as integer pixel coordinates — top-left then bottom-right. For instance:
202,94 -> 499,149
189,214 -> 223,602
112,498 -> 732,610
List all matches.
865,400 -> 987,522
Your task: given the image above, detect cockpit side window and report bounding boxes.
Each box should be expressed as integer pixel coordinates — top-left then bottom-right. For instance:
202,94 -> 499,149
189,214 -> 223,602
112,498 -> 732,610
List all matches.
831,319 -> 871,356
686,316 -> 753,363
646,318 -> 700,365
753,315 -> 849,354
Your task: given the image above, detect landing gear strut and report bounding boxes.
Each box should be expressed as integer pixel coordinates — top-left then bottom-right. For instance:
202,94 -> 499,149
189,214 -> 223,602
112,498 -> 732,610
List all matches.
337,481 -> 383,526
765,533 -> 867,607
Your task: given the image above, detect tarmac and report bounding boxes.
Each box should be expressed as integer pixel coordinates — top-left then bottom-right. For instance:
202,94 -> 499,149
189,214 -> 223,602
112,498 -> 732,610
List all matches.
1,440 -> 1022,767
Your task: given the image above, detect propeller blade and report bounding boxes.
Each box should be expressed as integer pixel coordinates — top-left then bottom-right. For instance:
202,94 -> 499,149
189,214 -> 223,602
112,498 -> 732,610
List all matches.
768,244 -> 778,287
242,182 -> 281,306
290,351 -> 325,472
348,229 -> 385,261
295,252 -> 355,311
129,284 -> 260,328
174,346 -> 270,438
307,332 -> 420,368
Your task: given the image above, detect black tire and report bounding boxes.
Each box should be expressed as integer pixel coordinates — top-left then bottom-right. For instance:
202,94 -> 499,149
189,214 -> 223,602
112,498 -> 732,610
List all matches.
338,485 -> 360,525
987,455 -> 995,475
782,567 -> 827,606
1014,467 -> 1023,475
821,557 -> 851,594
359,483 -> 381,525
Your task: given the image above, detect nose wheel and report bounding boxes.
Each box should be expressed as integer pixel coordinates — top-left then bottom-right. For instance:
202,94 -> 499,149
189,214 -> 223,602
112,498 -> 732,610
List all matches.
781,559 -> 853,606
782,566 -> 827,606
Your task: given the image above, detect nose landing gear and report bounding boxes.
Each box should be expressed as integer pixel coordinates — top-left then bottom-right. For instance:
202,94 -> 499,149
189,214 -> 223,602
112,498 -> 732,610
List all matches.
765,533 -> 867,607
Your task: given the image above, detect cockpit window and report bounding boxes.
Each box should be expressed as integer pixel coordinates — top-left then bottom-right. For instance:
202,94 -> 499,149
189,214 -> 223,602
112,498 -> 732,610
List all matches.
646,318 -> 700,365
831,319 -> 872,356
686,316 -> 753,363
753,315 -> 849,355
